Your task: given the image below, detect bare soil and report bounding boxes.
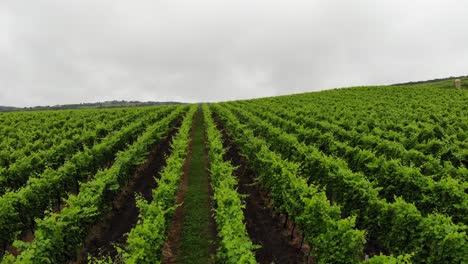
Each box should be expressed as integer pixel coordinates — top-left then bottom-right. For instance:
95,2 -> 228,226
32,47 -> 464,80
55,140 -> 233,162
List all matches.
3,135 -> 134,258
73,119 -> 182,263
214,115 -> 309,264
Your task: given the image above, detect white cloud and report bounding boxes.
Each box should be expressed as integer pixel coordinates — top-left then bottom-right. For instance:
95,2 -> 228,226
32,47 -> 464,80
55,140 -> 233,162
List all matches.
0,0 -> 467,106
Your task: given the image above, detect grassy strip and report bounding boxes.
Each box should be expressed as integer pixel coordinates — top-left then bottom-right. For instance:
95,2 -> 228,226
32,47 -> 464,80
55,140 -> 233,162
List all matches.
177,106 -> 216,263
202,104 -> 256,263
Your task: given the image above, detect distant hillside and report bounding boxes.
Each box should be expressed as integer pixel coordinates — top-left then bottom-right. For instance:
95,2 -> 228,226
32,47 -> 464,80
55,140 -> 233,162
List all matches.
0,100 -> 183,112
0,106 -> 19,111
391,75 -> 468,86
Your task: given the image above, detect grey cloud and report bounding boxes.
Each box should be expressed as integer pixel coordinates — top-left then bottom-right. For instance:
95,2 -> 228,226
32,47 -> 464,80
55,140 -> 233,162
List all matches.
1,0 -> 468,107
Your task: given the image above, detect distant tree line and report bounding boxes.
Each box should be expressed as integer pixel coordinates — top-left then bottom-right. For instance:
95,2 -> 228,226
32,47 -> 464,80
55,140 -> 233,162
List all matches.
0,100 -> 184,112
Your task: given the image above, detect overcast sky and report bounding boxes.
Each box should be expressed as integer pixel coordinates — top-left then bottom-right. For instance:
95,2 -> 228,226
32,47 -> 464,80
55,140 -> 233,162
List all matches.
1,0 -> 467,107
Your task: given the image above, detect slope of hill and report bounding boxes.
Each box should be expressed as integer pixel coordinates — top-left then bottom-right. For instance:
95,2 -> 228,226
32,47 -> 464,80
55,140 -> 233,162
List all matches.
211,82 -> 468,263
1,80 -> 467,264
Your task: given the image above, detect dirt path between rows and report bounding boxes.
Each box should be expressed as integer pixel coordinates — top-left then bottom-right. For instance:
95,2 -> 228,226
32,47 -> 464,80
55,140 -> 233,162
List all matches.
3,123 -> 148,259
73,119 -> 182,263
214,116 -> 307,264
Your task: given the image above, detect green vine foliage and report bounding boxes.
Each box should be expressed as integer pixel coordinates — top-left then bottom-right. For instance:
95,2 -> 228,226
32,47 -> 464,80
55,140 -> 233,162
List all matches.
2,106 -> 188,263
214,100 -> 468,263
212,104 -> 372,264
121,104 -> 197,263
203,104 -> 257,263
0,107 -> 177,249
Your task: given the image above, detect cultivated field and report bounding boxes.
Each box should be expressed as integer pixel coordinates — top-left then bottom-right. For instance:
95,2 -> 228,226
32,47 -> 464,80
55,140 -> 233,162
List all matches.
0,80 -> 467,263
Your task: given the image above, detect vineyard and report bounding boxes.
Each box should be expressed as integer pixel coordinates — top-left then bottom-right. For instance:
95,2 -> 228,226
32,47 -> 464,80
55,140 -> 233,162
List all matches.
0,80 -> 467,263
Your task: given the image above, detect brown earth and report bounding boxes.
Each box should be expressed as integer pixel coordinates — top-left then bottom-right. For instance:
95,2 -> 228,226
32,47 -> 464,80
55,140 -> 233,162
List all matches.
72,119 -> 182,263
161,118 -> 193,264
213,116 -> 310,264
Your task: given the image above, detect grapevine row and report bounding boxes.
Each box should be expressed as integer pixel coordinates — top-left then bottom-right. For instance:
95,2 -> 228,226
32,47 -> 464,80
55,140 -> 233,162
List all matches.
3,106 -> 187,263
216,103 -> 468,263
0,109 -> 131,167
210,104 -> 408,263
0,106 -> 183,250
116,105 -> 197,263
0,109 -> 149,195
229,102 -> 468,224
266,90 -> 467,171
246,100 -> 467,182
202,104 -> 257,263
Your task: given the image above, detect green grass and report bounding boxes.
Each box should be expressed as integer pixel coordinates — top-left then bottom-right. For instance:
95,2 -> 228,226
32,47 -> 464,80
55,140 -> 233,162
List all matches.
178,106 -> 215,263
